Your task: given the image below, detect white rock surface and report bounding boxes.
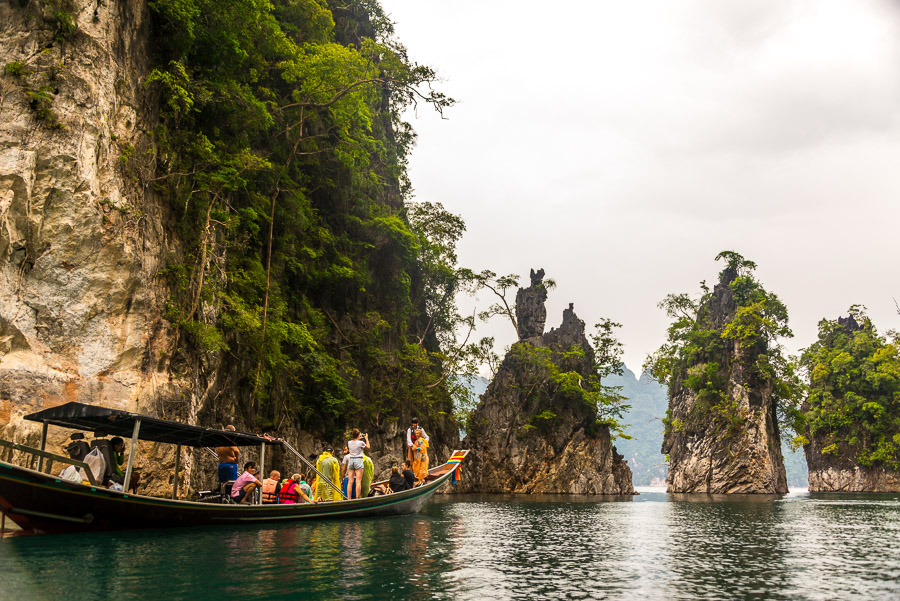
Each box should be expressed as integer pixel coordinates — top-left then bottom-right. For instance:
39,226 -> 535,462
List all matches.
0,0 -> 185,496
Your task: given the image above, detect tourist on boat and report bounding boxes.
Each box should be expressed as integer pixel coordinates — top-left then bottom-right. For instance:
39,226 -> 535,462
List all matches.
278,473 -> 314,504
297,473 -> 313,500
216,425 -> 240,484
346,429 -> 369,500
262,470 -> 281,503
340,445 -> 351,494
411,429 -> 429,483
231,461 -> 262,504
401,460 -> 416,489
406,418 -> 429,464
108,437 -> 126,484
361,454 -> 374,497
388,466 -> 408,492
314,447 -> 341,501
340,448 -> 373,499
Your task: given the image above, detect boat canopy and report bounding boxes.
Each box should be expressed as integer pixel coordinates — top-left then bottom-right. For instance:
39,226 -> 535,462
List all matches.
24,402 -> 279,448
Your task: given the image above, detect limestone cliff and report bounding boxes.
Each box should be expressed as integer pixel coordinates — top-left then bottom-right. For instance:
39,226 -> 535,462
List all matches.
0,0 -> 190,495
0,0 -> 458,497
458,270 -> 634,494
805,439 -> 900,492
661,268 -> 788,494
800,314 -> 900,492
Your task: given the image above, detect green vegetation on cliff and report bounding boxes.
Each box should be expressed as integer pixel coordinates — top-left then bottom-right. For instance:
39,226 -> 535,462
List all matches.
797,307 -> 900,470
646,251 -> 803,435
508,321 -> 629,440
146,0 -> 459,437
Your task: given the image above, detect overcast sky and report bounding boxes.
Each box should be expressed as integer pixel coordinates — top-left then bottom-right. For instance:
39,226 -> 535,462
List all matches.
380,0 -> 900,373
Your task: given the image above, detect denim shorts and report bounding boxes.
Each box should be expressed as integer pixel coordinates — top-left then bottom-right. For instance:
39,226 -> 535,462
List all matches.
347,457 -> 364,470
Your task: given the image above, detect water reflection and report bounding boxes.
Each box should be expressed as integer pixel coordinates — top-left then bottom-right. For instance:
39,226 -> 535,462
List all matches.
664,497 -> 791,600
2,493 -> 899,600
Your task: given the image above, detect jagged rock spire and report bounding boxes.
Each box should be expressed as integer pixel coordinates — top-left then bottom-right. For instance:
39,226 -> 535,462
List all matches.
515,268 -> 547,340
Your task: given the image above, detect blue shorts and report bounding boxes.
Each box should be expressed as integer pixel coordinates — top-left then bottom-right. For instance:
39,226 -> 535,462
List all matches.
218,462 -> 239,483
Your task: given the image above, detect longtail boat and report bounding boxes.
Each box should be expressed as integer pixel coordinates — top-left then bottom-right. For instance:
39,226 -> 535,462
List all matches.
0,402 -> 469,535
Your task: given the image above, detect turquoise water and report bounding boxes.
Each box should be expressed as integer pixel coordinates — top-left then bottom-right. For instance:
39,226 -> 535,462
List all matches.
2,488 -> 900,600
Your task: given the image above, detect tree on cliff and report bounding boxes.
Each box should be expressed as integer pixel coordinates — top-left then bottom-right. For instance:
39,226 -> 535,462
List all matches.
145,0 -> 459,439
645,250 -> 803,435
796,306 -> 900,471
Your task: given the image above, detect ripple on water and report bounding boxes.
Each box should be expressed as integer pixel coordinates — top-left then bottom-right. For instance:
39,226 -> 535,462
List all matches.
1,493 -> 899,600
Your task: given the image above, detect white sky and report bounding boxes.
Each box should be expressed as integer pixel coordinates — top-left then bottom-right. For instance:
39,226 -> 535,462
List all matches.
380,0 -> 900,372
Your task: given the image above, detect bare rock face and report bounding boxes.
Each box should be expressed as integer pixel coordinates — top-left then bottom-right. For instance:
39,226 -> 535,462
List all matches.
805,440 -> 900,492
459,271 -> 634,495
515,268 -> 547,340
0,0 -> 188,496
662,271 -> 787,494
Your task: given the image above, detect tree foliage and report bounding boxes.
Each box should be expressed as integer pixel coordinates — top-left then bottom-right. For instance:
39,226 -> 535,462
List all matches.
645,251 -> 803,434
506,319 -> 630,440
146,0 -> 457,435
797,306 -> 900,470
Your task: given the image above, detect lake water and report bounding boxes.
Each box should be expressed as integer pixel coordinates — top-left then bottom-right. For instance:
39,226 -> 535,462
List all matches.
2,487 -> 899,600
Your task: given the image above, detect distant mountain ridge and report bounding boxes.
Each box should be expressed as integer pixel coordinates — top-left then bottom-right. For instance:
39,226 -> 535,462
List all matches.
603,366 -> 669,486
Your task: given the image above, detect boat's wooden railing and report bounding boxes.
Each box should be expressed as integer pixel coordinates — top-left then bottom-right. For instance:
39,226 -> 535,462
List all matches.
0,438 -> 98,486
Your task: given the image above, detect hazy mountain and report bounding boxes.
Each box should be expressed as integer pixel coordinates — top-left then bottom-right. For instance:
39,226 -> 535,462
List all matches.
605,367 -> 669,486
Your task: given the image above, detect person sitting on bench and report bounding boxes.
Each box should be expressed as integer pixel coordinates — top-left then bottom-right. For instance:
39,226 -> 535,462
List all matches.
231,462 -> 262,504
109,437 -> 126,484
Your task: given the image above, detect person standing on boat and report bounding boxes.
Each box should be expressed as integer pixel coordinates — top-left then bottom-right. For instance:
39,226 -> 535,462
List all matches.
346,429 -> 369,500
340,445 -> 353,498
361,454 -> 374,497
314,447 -> 341,502
411,429 -> 429,483
406,418 -> 429,465
216,425 -> 240,484
231,462 -> 262,504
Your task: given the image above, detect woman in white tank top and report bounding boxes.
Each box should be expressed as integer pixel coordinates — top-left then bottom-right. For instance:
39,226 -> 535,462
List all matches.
346,428 -> 369,499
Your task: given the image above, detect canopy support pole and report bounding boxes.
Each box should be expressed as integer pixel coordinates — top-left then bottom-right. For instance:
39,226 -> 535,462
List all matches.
123,418 -> 141,493
258,442 -> 265,505
172,444 -> 181,499
37,421 -> 48,472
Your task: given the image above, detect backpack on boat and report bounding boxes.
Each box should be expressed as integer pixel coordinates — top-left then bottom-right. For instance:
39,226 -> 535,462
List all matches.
64,434 -> 90,461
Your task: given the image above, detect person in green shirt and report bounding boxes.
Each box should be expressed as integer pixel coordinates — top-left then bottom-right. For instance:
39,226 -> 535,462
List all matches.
109,437 -> 126,484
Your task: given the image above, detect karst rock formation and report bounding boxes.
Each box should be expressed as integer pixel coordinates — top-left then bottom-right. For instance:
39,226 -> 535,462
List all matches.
804,316 -> 900,492
662,268 -> 788,494
458,269 -> 634,495
0,0 -> 190,495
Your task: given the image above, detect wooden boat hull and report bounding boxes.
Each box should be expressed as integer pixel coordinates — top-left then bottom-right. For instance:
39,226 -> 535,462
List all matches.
0,458 -> 462,535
